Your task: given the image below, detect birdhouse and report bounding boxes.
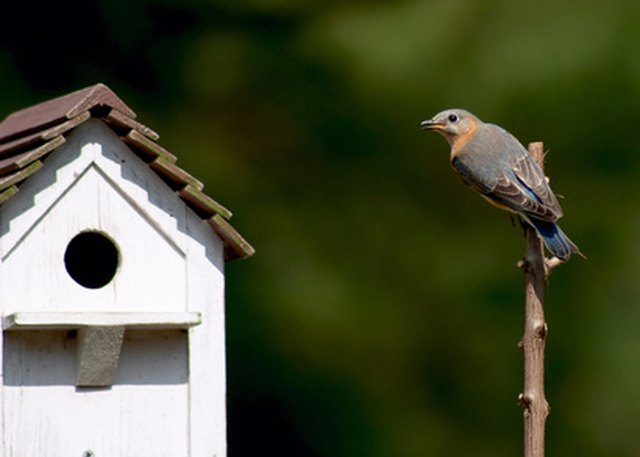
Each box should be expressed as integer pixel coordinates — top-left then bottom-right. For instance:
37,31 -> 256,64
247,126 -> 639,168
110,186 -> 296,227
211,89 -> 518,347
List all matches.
0,84 -> 254,456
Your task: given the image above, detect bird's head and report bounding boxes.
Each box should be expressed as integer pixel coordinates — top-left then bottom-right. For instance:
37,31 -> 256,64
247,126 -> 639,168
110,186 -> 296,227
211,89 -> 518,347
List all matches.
421,109 -> 479,146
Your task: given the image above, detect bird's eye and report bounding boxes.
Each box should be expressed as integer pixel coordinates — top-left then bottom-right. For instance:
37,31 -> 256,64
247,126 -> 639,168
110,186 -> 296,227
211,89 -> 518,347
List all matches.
448,113 -> 459,123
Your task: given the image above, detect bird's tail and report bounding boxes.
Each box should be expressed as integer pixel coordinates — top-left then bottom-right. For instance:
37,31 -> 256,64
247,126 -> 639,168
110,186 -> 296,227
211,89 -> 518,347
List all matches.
524,216 -> 583,261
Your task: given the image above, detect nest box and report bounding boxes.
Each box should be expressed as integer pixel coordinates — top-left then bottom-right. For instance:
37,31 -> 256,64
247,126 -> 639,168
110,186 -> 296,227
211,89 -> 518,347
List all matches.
0,84 -> 253,456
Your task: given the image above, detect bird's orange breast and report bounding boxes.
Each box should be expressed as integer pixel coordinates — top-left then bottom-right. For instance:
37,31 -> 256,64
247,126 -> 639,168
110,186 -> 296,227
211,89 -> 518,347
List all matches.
451,122 -> 478,158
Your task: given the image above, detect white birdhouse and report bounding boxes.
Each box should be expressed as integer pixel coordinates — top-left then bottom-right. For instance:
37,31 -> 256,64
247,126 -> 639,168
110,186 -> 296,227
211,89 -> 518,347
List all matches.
0,84 -> 254,457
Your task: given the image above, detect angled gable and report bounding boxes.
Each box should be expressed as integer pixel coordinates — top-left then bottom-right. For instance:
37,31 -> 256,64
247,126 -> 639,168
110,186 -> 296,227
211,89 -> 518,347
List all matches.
0,119 -> 208,312
0,84 -> 254,261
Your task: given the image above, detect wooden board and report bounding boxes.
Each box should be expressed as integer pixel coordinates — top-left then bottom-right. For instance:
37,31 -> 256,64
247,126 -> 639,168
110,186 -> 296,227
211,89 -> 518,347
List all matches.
3,330 -> 190,456
4,312 -> 202,330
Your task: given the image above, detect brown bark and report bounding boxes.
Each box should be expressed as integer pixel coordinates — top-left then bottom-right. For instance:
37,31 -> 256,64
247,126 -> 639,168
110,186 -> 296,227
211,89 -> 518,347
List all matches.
518,142 -> 550,457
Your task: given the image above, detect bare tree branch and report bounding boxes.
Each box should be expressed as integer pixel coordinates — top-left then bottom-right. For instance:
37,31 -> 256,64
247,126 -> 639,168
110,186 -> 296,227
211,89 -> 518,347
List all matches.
518,141 -> 551,457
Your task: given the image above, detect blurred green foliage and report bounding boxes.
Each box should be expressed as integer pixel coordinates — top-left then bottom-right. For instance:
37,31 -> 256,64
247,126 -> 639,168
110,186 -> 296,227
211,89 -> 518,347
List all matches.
1,1 -> 639,455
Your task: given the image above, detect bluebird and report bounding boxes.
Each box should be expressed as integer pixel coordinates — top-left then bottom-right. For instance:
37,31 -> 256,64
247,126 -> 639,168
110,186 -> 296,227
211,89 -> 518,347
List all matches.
421,109 -> 581,261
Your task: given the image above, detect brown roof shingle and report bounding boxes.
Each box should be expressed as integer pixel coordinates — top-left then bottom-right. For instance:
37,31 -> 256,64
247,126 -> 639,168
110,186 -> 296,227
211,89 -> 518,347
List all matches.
0,83 -> 254,261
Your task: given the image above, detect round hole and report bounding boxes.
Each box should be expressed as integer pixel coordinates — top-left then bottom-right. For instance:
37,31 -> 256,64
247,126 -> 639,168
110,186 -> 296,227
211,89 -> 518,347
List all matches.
64,232 -> 119,289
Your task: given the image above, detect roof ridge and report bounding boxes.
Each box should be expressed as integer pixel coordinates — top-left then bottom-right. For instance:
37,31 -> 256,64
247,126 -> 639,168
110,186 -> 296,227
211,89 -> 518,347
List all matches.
0,83 -> 135,144
67,83 -> 136,119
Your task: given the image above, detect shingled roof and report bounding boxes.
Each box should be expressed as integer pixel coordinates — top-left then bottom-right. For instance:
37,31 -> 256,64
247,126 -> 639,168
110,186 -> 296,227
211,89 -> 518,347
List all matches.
0,84 -> 254,261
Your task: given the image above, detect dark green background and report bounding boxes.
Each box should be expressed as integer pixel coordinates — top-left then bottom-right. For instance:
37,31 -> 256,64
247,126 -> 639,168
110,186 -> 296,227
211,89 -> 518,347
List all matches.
1,1 -> 637,455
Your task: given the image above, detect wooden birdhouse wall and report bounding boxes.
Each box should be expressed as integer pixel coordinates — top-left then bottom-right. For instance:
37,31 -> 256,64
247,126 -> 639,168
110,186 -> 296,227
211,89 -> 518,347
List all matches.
0,119 -> 228,456
0,119 -> 216,311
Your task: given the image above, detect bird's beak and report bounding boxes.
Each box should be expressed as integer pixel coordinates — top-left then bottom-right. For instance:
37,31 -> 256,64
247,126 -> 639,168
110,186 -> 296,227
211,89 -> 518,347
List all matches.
420,119 -> 443,131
